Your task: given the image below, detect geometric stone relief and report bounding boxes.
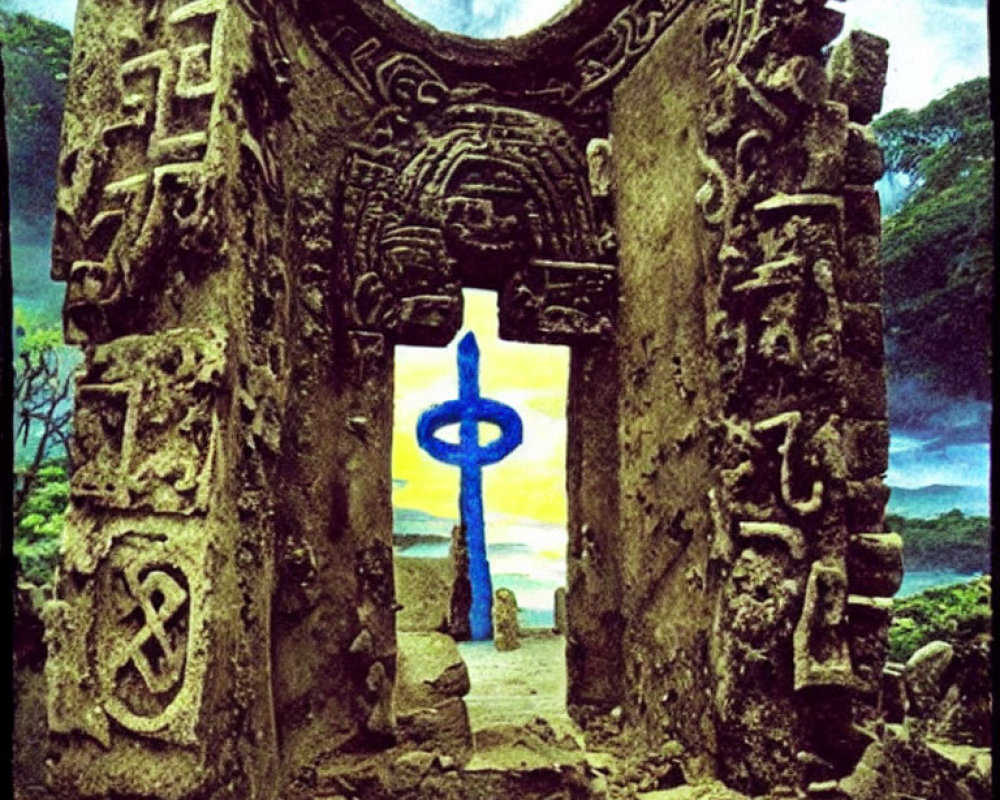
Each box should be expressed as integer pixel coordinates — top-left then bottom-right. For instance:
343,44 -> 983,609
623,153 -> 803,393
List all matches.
296,0 -> 693,113
499,259 -> 617,345
46,521 -> 210,749
55,0 -> 228,345
71,328 -> 226,514
96,536 -> 201,740
569,0 -> 693,105
792,558 -> 857,691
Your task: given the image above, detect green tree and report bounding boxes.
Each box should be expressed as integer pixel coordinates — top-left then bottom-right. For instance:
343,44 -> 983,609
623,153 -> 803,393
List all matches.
13,308 -> 73,586
889,575 -> 991,662
885,510 -> 991,573
0,10 -> 71,241
874,77 -> 993,401
14,461 -> 68,585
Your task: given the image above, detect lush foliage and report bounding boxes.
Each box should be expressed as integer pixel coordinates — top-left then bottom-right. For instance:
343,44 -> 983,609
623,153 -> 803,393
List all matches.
889,575 -> 991,662
874,77 -> 993,403
1,10 -> 71,240
886,510 -> 991,573
14,460 -> 68,585
13,309 -> 74,587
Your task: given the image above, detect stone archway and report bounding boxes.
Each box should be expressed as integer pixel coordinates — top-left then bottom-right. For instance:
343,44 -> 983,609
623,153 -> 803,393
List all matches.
42,1 -> 895,798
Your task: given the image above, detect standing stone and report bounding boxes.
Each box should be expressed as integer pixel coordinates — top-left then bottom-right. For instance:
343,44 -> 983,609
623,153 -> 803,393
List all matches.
448,524 -> 472,641
553,587 -> 568,636
905,640 -> 955,716
493,588 -> 520,652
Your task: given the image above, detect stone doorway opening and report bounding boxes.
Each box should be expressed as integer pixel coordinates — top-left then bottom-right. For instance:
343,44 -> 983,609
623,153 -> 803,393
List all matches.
392,0 -> 575,40
392,287 -> 571,731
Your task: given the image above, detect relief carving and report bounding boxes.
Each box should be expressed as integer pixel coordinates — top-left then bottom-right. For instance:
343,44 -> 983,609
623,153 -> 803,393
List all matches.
793,559 -> 857,691
71,328 -> 226,514
570,0 -> 691,103
339,69 -> 615,345
700,0 -> 883,782
55,0 -> 229,345
47,525 -> 210,748
99,558 -> 190,730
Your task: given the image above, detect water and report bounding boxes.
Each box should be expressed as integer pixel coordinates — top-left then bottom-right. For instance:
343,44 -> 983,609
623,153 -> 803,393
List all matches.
897,570 -> 983,598
395,515 -> 566,629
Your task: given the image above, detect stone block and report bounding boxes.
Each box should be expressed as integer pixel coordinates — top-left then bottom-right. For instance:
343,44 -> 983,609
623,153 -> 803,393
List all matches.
841,302 -> 884,365
788,7 -> 845,51
882,662 -> 909,723
448,524 -> 472,641
396,697 -> 473,759
845,478 -> 890,532
905,640 -> 954,716
395,557 -> 453,633
843,185 -> 882,236
554,586 -> 568,635
396,631 -> 471,710
493,587 -> 520,651
842,420 -> 890,480
839,234 -> 883,304
847,595 -> 893,695
801,101 -> 849,192
845,123 -> 885,185
828,30 -> 890,124
847,533 -> 903,597
841,357 -> 888,421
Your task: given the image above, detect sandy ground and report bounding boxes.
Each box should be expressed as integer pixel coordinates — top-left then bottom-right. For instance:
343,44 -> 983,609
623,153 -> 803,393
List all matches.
457,632 -> 574,732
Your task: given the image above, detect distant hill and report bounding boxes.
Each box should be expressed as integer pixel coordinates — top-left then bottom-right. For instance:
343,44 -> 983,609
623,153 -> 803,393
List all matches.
887,484 -> 990,519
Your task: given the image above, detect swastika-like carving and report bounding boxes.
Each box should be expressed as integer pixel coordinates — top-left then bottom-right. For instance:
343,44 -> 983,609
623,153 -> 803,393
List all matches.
57,0 -> 227,345
89,532 -> 207,744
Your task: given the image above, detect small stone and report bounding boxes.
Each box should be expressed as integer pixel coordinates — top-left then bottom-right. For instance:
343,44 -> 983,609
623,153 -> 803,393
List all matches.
493,587 -> 520,651
553,586 -> 568,635
905,640 -> 954,716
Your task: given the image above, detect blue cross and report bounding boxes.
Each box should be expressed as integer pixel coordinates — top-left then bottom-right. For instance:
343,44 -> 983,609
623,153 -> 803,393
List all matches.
416,332 -> 523,640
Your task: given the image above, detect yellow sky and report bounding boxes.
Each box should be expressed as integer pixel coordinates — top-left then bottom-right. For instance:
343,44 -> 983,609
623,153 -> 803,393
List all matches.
392,290 -> 569,529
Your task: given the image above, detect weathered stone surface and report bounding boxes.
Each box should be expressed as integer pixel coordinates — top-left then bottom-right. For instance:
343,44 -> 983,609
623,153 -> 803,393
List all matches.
396,632 -> 471,708
493,587 -> 520,652
448,524 -> 472,641
843,185 -> 882,236
924,628 -> 992,746
554,587 -> 568,635
843,420 -> 891,480
845,123 -> 886,185
828,31 -> 890,124
882,663 -> 909,724
395,633 -> 472,759
36,1 -> 896,798
905,640 -> 955,716
395,557 -> 453,633
847,533 -> 903,597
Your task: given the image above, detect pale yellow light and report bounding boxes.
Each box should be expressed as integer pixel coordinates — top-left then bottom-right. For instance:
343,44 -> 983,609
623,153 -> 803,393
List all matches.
392,290 -> 569,529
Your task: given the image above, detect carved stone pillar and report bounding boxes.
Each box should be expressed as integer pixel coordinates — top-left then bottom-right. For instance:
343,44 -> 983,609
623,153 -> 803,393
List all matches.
45,1 -> 287,797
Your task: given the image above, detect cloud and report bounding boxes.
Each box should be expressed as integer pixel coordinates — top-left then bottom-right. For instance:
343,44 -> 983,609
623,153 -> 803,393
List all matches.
840,0 -> 989,112
0,0 -> 77,29
395,0 -> 569,38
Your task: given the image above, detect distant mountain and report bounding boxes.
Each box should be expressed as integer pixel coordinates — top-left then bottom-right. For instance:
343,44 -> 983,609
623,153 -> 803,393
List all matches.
887,484 -> 990,519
